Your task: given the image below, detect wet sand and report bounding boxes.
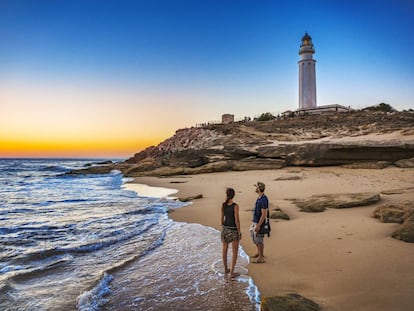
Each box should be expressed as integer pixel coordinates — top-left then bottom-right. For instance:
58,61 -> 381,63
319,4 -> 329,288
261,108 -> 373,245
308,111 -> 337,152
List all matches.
129,167 -> 414,311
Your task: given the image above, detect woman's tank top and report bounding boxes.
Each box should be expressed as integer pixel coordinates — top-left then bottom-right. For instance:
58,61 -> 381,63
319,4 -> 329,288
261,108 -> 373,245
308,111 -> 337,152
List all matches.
223,203 -> 237,229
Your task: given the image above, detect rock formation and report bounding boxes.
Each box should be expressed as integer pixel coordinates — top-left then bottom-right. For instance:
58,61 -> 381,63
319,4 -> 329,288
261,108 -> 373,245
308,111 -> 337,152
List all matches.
67,111 -> 414,176
291,192 -> 381,213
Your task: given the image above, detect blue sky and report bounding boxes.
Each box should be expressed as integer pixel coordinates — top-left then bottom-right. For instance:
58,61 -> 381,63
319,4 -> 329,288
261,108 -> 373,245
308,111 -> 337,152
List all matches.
1,0 -> 413,157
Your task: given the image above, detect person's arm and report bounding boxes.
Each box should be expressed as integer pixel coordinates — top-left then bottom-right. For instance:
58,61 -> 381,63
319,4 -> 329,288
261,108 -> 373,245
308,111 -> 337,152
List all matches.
255,208 -> 267,232
221,207 -> 224,226
234,204 -> 241,240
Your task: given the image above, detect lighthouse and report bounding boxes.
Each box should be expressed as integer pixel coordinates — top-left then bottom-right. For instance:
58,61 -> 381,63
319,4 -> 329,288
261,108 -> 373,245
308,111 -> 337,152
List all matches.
298,33 -> 317,110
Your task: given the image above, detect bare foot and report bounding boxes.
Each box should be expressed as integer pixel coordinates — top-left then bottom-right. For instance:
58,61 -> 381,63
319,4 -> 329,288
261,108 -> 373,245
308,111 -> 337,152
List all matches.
230,272 -> 240,278
225,268 -> 230,274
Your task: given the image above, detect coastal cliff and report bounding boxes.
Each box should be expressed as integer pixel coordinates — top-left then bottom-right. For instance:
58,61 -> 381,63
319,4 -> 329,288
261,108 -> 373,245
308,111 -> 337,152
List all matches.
69,111 -> 414,176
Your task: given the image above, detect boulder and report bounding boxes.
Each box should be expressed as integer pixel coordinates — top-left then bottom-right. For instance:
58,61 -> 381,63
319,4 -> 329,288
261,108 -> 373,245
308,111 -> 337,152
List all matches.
270,208 -> 290,220
261,293 -> 321,311
291,192 -> 381,212
178,194 -> 203,202
392,217 -> 414,243
373,202 -> 414,224
395,157 -> 414,168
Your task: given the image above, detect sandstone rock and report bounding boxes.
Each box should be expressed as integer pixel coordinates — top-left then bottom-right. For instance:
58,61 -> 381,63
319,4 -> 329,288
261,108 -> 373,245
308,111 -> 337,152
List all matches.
142,167 -> 188,177
178,194 -> 203,202
342,161 -> 391,169
258,143 -> 414,166
274,175 -> 302,181
270,208 -> 290,220
392,217 -> 414,243
373,202 -> 414,224
395,157 -> 414,168
261,293 -> 321,311
231,157 -> 285,171
189,161 -> 230,174
381,187 -> 414,195
123,158 -> 162,176
291,192 -> 381,212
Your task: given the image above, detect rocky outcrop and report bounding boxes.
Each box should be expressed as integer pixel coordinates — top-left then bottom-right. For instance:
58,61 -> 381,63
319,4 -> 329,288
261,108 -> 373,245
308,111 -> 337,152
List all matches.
178,194 -> 203,202
257,142 -> 414,166
291,192 -> 381,212
392,217 -> 414,243
261,293 -> 321,311
230,158 -> 285,171
373,202 -> 414,224
270,207 -> 290,220
342,161 -> 391,169
373,202 -> 414,243
395,157 -> 414,168
67,111 -> 414,177
65,163 -> 131,175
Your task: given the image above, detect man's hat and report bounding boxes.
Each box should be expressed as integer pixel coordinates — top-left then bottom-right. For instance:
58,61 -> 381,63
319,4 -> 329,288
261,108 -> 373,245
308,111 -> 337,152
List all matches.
254,182 -> 265,192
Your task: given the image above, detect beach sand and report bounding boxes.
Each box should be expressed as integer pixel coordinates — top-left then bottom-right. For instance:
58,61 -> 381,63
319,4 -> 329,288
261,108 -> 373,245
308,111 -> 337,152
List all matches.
130,167 -> 414,311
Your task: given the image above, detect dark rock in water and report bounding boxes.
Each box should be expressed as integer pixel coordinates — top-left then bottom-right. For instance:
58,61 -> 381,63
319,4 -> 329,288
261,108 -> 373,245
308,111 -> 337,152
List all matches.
261,293 -> 321,311
178,194 -> 203,202
291,192 -> 381,212
395,157 -> 414,168
342,161 -> 391,169
96,160 -> 114,165
392,216 -> 414,243
373,202 -> 414,224
65,166 -> 114,175
66,163 -> 131,175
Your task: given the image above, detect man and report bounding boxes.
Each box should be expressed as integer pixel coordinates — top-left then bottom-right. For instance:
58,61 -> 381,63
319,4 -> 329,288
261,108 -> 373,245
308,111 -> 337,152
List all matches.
250,181 -> 268,263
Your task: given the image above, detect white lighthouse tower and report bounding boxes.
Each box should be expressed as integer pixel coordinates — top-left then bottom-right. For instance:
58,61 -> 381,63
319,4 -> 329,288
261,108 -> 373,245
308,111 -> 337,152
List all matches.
298,33 -> 317,110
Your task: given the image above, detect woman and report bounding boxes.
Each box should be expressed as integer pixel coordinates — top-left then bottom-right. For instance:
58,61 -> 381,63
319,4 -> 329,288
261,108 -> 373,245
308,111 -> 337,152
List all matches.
221,188 -> 241,278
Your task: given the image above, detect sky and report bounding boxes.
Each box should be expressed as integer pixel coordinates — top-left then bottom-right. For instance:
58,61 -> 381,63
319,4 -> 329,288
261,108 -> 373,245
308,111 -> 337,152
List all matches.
1,0 -> 413,158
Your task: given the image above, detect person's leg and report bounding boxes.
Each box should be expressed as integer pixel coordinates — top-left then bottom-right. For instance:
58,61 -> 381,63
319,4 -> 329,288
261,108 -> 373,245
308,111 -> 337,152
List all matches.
222,242 -> 229,273
258,243 -> 264,261
230,240 -> 239,278
253,235 -> 265,263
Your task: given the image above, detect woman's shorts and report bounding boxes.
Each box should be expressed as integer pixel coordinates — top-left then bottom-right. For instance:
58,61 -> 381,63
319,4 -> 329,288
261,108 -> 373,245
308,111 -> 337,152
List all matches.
221,227 -> 239,243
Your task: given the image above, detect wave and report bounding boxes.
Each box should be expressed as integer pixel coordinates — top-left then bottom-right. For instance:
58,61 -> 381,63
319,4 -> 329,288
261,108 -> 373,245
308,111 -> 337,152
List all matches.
4,219 -> 160,265
76,225 -> 169,310
2,255 -> 73,284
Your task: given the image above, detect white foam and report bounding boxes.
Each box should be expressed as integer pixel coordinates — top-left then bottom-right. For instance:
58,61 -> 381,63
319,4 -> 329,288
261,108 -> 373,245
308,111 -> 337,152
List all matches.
124,183 -> 178,198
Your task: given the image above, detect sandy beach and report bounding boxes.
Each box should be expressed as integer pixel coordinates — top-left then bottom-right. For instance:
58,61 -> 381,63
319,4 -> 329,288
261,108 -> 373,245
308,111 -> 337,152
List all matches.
129,166 -> 414,310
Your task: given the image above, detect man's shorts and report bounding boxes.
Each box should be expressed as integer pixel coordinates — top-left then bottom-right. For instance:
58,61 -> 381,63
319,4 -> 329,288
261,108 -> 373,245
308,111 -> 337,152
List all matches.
250,223 -> 264,245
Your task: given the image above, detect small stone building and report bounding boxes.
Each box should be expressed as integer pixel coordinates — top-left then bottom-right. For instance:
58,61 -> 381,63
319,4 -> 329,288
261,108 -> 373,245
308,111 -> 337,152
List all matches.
222,114 -> 235,123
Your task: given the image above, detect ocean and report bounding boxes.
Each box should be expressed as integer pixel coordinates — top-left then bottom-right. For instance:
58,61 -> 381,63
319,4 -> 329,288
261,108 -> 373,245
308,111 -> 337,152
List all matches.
0,159 -> 259,310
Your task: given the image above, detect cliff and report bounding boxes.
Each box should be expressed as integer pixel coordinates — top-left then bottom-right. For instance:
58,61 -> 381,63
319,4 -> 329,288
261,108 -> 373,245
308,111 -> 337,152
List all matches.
68,111 -> 414,176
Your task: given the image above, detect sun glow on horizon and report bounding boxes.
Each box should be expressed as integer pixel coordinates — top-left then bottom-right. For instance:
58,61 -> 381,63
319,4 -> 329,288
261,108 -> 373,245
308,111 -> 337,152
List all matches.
0,80 -> 208,158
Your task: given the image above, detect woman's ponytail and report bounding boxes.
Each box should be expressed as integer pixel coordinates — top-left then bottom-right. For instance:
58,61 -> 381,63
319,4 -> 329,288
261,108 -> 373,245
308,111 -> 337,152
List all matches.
222,188 -> 235,211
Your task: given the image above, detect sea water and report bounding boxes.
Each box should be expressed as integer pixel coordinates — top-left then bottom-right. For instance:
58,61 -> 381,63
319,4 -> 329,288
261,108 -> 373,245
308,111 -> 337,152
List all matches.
0,159 -> 259,310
